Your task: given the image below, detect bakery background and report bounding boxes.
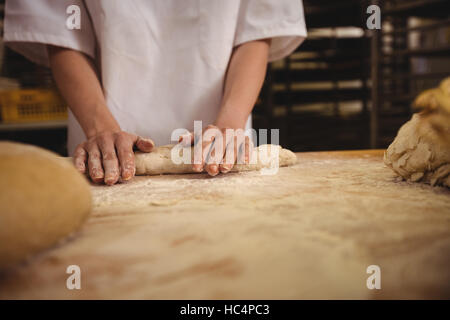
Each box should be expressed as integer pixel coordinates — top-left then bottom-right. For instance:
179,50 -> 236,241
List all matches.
0,0 -> 449,155
0,0 -> 450,300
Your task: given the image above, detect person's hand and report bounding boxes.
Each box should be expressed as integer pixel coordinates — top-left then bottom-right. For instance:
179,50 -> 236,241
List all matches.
179,125 -> 254,176
74,131 -> 154,185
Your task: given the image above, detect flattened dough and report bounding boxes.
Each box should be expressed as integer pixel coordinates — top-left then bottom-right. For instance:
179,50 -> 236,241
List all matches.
135,144 -> 297,175
0,142 -> 92,269
384,114 -> 450,187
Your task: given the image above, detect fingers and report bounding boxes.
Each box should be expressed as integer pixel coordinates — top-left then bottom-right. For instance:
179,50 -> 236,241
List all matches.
114,135 -> 153,182
190,126 -> 252,176
193,125 -> 214,172
180,128 -> 226,175
98,134 -> 120,185
73,143 -> 87,174
245,136 -> 254,164
219,132 -> 238,173
204,132 -> 225,176
86,141 -> 104,184
193,125 -> 222,175
192,138 -> 204,172
116,134 -> 135,181
237,135 -> 253,165
80,132 -> 154,185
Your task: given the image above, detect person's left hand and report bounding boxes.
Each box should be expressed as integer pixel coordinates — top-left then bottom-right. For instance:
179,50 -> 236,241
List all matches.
179,124 -> 254,176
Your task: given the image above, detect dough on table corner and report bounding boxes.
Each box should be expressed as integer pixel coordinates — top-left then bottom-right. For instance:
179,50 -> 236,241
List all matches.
384,78 -> 450,188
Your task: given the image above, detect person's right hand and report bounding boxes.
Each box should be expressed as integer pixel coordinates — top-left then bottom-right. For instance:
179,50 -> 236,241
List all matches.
73,131 -> 154,185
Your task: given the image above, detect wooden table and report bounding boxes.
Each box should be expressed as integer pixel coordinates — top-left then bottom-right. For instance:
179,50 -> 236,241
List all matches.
1,150 -> 449,299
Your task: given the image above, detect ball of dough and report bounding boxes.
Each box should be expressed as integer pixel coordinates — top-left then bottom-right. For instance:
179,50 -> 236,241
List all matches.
384,114 -> 450,187
0,142 -> 92,268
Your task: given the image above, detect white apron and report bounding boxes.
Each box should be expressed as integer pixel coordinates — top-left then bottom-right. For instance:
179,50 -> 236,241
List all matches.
4,0 -> 307,155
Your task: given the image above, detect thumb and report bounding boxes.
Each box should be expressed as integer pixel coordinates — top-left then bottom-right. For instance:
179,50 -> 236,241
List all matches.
135,136 -> 155,153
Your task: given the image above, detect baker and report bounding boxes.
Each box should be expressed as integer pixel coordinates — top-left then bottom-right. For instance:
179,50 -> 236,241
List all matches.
4,0 -> 307,184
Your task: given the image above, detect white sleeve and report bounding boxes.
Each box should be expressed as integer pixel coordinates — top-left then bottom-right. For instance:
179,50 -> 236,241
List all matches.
3,0 -> 96,67
234,0 -> 307,62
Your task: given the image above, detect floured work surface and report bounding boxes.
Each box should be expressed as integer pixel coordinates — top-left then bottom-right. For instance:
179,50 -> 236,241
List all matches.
0,150 -> 449,299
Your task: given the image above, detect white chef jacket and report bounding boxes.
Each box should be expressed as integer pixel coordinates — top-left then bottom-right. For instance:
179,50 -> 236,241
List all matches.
4,0 -> 307,155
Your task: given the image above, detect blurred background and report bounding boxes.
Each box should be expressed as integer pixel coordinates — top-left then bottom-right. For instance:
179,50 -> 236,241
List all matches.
0,0 -> 449,155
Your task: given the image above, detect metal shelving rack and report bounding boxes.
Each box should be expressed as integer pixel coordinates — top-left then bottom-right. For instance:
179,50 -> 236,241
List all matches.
371,0 -> 450,148
254,0 -> 450,151
253,0 -> 371,151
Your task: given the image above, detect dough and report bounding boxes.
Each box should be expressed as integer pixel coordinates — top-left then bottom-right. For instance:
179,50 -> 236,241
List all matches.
414,77 -> 450,144
384,114 -> 450,187
135,144 -> 297,175
386,77 -> 450,187
0,142 -> 92,269
415,77 -> 450,114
